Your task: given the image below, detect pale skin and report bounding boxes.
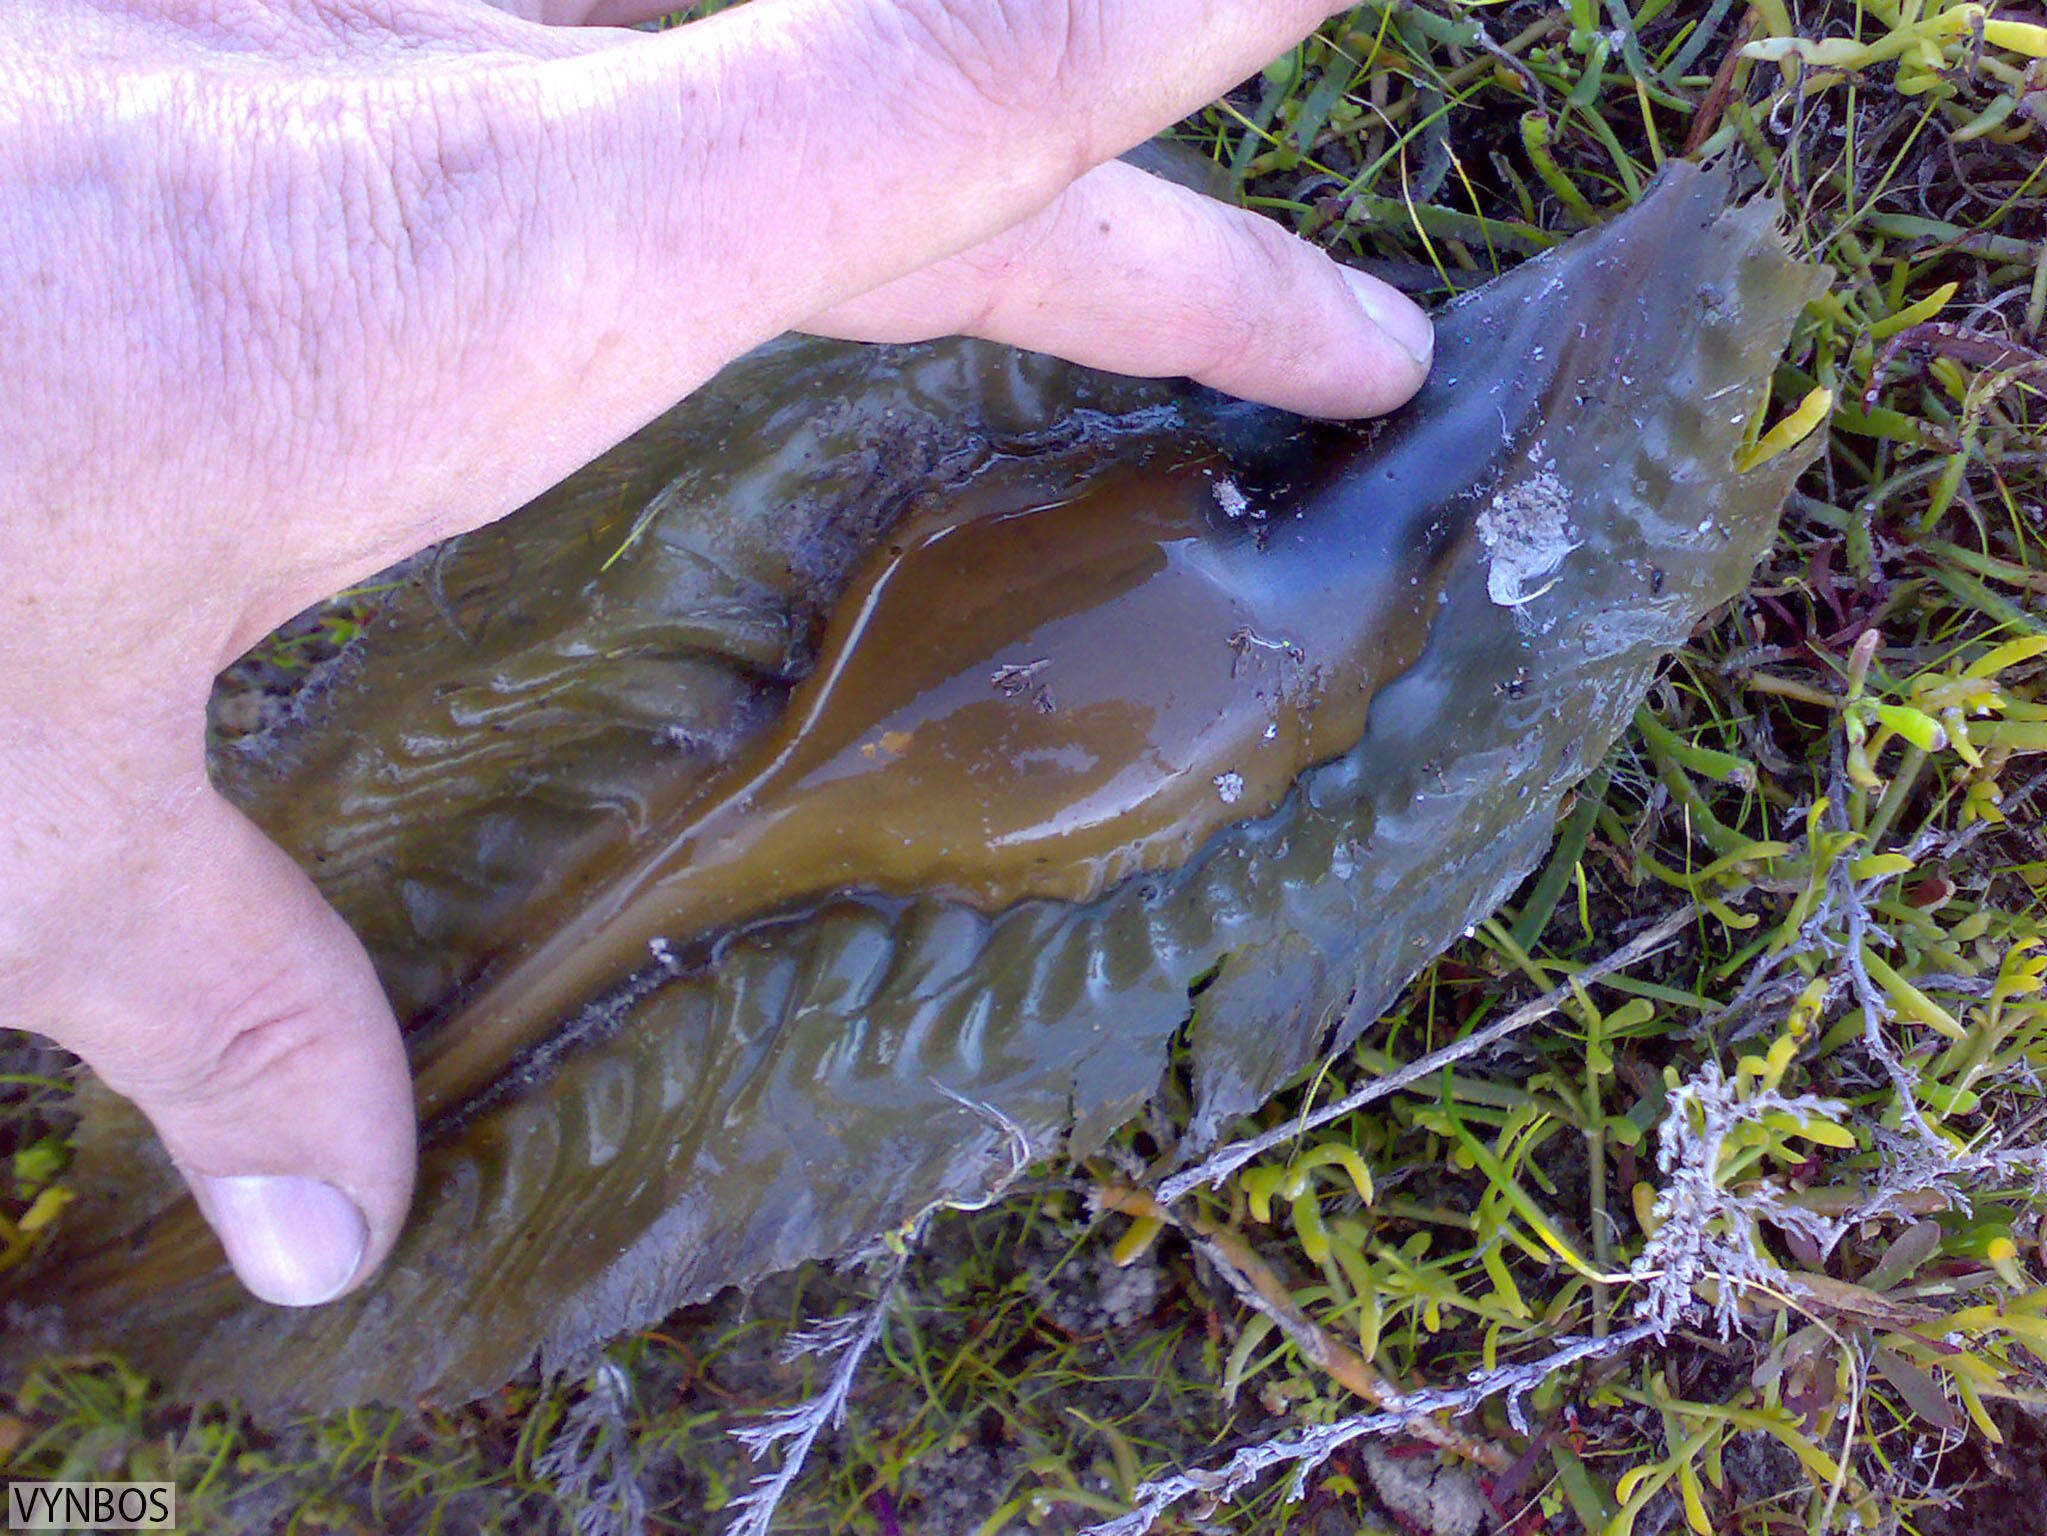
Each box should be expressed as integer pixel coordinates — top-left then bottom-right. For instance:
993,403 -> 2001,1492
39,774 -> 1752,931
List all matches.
0,0 -> 1432,1307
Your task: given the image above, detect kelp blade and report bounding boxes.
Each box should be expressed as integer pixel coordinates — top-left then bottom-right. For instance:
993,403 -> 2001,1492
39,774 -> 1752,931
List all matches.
16,162 -> 1829,1410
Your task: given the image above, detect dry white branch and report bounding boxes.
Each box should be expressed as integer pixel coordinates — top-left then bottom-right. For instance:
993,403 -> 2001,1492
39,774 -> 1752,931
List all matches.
536,1358 -> 647,1536
1157,902 -> 1701,1206
1631,1060 -> 1851,1335
1074,1324 -> 1660,1536
723,1252 -> 908,1536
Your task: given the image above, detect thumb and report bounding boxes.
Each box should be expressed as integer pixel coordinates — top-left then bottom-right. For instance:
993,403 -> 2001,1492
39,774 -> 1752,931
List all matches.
54,784 -> 414,1308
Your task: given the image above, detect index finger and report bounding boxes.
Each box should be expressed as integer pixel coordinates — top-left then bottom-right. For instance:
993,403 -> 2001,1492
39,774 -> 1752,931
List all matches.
86,1 -> 1365,631
564,0 -> 1359,337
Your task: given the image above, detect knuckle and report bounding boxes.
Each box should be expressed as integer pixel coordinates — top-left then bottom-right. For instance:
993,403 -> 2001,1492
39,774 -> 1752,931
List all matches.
895,0 -> 1105,126
1188,214 -> 1317,372
1174,258 -> 1278,376
1220,206 -> 1311,295
104,966 -> 330,1113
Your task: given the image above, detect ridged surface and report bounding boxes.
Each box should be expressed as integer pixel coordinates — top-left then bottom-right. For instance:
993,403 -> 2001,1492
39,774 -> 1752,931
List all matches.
12,162 -> 1829,1410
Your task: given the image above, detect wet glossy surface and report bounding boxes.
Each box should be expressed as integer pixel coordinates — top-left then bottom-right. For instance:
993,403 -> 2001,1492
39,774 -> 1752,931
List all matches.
412,419 -> 1461,1122
13,163 -> 1830,1410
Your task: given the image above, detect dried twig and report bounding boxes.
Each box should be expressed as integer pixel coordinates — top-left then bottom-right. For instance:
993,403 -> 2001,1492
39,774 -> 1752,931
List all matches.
1072,1323 -> 1660,1536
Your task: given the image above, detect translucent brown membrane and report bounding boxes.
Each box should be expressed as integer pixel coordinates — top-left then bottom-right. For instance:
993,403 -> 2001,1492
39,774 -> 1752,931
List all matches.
11,162 -> 1829,1411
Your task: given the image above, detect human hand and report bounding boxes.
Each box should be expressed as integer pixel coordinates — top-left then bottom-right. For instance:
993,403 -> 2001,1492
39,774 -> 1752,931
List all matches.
0,0 -> 1432,1307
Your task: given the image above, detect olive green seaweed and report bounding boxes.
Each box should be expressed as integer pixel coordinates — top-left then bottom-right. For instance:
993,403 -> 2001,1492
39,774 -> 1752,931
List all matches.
12,160 -> 1829,1411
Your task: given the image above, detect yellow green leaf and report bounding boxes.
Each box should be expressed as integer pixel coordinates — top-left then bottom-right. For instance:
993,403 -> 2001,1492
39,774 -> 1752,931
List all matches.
1738,385 -> 1834,471
1869,281 -> 1959,341
1983,17 -> 2047,56
16,1186 -> 69,1236
1848,852 -> 1916,882
1862,947 -> 1968,1041
1110,1214 -> 1165,1266
1873,703 -> 1950,752
1963,635 -> 2047,679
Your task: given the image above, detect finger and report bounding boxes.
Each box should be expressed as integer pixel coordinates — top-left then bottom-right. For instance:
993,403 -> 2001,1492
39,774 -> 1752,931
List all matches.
614,0 -> 1358,328
331,0 -> 1355,554
47,787 -> 414,1307
69,1 -> 1366,628
805,160 -> 1432,419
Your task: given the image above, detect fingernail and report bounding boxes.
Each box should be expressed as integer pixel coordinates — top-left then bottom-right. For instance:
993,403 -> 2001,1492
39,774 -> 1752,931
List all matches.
1343,268 -> 1434,371
192,1174 -> 366,1307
